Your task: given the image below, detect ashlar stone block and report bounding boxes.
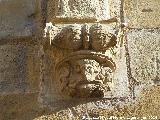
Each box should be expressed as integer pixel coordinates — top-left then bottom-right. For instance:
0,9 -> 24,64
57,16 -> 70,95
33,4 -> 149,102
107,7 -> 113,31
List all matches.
127,29 -> 160,82
124,0 -> 160,28
0,44 -> 40,93
47,0 -> 121,22
0,0 -> 40,39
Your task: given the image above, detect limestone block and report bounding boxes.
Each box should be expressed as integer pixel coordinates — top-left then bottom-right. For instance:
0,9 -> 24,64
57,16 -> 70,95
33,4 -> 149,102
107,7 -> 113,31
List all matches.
47,0 -> 120,22
127,29 -> 160,82
124,0 -> 160,28
0,44 -> 40,93
0,0 -> 40,39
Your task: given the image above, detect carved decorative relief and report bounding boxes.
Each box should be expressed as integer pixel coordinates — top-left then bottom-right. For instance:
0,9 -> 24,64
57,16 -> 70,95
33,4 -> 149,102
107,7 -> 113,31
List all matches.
53,24 -> 82,50
43,23 -> 128,99
55,51 -> 116,98
44,23 -> 117,51
90,24 -> 117,51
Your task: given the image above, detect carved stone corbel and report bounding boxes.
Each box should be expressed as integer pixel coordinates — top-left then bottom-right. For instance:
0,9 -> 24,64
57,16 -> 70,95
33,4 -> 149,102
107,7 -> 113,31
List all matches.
43,22 -> 127,98
54,51 -> 116,98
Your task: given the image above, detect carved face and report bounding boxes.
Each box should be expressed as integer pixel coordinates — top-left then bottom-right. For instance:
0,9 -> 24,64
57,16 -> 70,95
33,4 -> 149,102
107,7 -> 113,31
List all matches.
90,24 -> 117,51
55,25 -> 82,50
91,30 -> 109,50
45,24 -> 117,98
66,26 -> 81,43
57,59 -> 113,98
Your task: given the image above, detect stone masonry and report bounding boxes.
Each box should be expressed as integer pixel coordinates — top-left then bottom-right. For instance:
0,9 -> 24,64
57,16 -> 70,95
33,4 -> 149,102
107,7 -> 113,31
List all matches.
0,0 -> 159,120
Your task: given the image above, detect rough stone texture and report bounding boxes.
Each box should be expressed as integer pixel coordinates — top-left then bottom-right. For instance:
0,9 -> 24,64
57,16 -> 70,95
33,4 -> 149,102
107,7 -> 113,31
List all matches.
47,0 -> 121,22
0,93 -> 50,120
0,0 -> 160,119
124,0 -> 160,28
0,42 -> 40,93
34,86 -> 160,120
0,0 -> 41,39
40,22 -> 129,110
127,29 -> 160,82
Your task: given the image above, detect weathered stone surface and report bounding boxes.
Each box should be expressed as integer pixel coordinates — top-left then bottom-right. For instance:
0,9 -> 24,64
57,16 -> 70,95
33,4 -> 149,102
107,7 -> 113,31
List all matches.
0,0 -> 160,119
40,23 -> 129,109
127,29 -> 160,82
0,93 -> 50,120
0,0 -> 41,39
47,0 -> 121,22
0,43 -> 40,93
34,86 -> 160,120
124,0 -> 160,28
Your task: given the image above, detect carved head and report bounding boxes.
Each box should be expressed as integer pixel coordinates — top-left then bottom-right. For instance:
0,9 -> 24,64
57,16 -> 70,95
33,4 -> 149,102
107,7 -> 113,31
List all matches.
54,25 -> 82,50
90,24 -> 117,51
55,51 -> 116,98
44,23 -> 117,98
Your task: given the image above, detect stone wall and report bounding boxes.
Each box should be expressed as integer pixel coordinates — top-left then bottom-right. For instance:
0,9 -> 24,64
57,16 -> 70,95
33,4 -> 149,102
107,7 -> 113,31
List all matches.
0,0 -> 159,120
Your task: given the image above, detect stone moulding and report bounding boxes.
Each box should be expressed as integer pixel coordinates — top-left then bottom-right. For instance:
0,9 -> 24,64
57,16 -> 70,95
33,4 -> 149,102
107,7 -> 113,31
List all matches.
55,51 -> 116,72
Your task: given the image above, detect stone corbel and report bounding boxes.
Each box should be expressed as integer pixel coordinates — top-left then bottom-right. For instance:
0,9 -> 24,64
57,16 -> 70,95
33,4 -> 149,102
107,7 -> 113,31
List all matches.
43,22 -> 127,98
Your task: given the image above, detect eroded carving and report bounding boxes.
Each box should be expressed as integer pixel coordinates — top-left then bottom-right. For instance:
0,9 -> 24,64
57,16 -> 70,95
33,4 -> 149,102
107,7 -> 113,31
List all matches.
56,60 -> 114,98
90,23 -> 117,51
55,51 -> 116,98
44,23 -> 117,51
43,23 -> 123,98
54,24 -> 82,50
